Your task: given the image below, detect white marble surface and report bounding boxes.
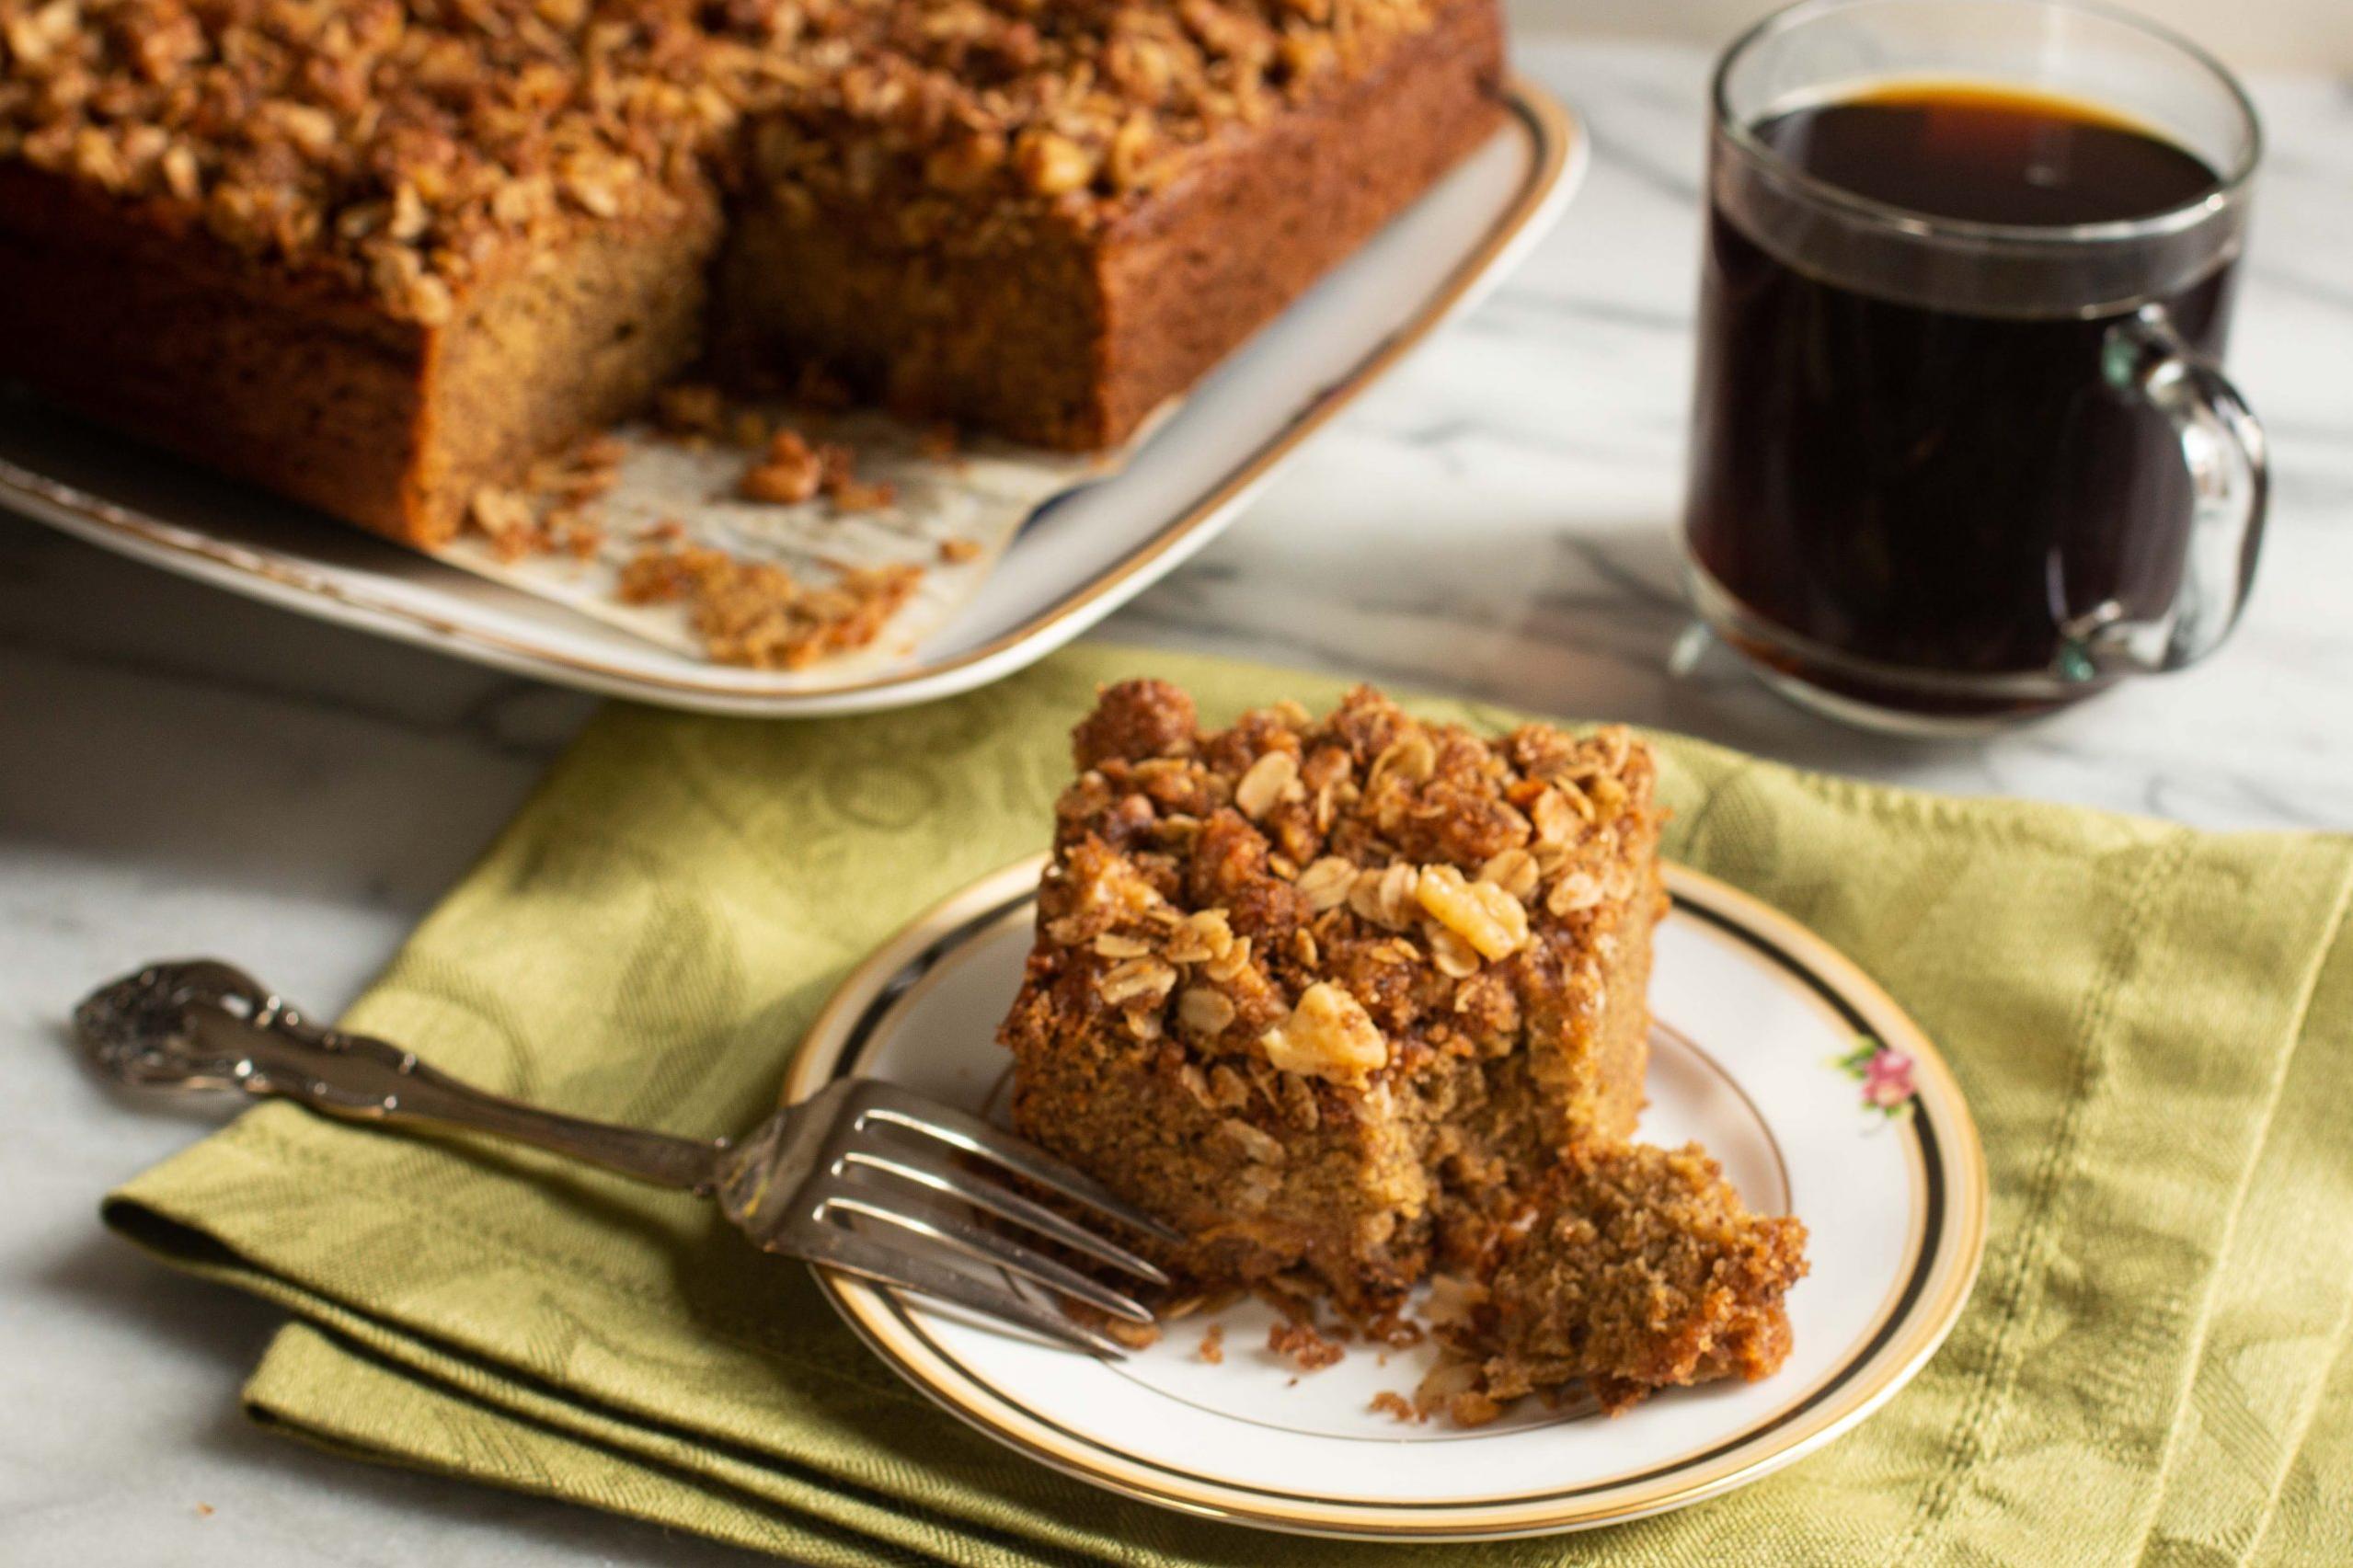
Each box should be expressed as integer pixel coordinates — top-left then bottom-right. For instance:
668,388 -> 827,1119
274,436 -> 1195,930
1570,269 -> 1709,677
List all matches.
2,37 -> 2348,1568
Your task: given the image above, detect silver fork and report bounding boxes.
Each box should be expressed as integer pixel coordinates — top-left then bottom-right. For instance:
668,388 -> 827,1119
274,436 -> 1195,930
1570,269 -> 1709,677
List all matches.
73,960 -> 1181,1356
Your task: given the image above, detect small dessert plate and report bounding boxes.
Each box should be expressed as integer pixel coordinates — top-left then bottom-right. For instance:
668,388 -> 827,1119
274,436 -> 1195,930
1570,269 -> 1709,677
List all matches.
785,855 -> 1987,1540
0,82 -> 1581,718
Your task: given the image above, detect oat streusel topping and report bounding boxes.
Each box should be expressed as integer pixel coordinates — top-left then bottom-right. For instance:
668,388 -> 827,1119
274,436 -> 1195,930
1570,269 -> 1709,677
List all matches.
0,1 -> 739,322
0,0 -> 1448,320
737,0 -> 1441,249
1033,680 -> 1659,1086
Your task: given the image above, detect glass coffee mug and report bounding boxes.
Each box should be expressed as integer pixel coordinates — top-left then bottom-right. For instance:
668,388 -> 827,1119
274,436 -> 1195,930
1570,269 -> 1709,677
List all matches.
1682,0 -> 2267,733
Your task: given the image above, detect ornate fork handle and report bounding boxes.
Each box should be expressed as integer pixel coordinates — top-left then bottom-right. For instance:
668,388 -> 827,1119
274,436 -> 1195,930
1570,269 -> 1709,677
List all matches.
75,960 -> 733,1195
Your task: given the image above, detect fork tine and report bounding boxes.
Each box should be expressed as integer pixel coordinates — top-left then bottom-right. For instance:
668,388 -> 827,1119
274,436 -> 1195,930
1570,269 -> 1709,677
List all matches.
852,1084 -> 1188,1247
842,1142 -> 1169,1288
808,1225 -> 1129,1356
825,1188 -> 1154,1324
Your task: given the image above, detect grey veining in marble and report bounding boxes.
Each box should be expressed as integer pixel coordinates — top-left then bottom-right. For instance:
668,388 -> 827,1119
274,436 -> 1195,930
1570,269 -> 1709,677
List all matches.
2,35 -> 2348,1568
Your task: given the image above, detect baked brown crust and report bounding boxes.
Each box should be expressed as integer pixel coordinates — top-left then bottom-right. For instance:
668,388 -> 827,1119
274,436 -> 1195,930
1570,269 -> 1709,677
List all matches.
0,157 -> 717,543
0,0 -> 1505,543
998,680 -> 1665,1310
714,0 -> 1505,447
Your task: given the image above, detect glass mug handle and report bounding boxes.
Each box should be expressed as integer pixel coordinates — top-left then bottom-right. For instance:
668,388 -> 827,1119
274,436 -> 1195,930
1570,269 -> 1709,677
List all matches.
2061,304 -> 2270,680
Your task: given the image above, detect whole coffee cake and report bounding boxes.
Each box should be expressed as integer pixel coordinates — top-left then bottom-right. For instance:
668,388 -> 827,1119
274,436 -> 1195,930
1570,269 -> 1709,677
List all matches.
0,0 -> 1504,546
998,679 -> 1666,1311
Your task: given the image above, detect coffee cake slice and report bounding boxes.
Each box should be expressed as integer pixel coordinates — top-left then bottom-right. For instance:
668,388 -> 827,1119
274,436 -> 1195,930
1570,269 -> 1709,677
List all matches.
998,679 -> 1666,1311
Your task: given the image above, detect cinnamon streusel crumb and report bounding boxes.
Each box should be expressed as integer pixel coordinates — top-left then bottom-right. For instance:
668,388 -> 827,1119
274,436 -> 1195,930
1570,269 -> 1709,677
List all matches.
1268,1318 -> 1344,1372
2,0 -> 1451,321
617,542 -> 920,669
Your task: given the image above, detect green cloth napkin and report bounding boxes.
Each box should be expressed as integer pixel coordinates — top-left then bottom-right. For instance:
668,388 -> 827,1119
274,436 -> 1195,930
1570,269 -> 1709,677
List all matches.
104,644 -> 2353,1566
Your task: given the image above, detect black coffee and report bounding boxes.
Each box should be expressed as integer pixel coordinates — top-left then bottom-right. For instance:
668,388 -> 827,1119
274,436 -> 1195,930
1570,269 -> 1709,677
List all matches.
1684,86 -> 2232,710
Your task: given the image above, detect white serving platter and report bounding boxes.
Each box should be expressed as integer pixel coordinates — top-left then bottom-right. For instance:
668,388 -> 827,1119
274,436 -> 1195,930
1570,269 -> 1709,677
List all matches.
0,82 -> 1582,717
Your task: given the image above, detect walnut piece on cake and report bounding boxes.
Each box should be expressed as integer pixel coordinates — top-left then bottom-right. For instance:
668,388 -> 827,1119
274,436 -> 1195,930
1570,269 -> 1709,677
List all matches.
998,679 -> 1668,1313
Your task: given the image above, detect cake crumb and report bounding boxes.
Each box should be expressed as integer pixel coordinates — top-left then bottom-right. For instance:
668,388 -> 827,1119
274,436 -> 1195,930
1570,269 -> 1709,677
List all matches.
557,513 -> 604,559
1106,1316 -> 1162,1351
817,442 -> 896,511
1412,1356 -> 1484,1423
445,391 -> 928,671
462,433 -> 623,566
194,1503 -> 214,1519
739,429 -> 896,511
740,429 -> 825,504
1368,1391 -> 1422,1424
467,486 -> 538,561
1268,1319 -> 1344,1372
1060,1299 -> 1163,1350
1197,1324 -> 1225,1365
1449,1391 -> 1504,1427
617,543 -> 921,670
939,535 -> 983,565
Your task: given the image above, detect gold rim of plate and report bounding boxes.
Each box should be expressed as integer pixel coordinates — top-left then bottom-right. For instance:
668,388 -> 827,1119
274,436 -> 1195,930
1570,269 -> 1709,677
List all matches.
785,854 -> 1991,1541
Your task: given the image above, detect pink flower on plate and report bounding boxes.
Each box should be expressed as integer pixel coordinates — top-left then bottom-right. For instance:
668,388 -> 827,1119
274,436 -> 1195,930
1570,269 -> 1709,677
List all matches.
1861,1047 -> 1916,1112
1830,1036 -> 1917,1119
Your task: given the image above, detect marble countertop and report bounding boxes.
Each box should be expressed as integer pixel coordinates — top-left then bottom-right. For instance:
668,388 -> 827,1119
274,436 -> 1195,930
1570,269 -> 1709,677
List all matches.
3,37 -> 2347,1568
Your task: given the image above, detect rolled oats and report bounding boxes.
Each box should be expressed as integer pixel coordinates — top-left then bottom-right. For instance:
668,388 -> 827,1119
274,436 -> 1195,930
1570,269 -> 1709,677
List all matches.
1207,1062 -> 1252,1110
1166,909 -> 1236,966
1296,855 -> 1358,911
1234,749 -> 1299,820
1176,986 -> 1236,1037
1476,848 -> 1540,900
1529,787 -> 1577,847
1203,934 -> 1254,984
1348,861 -> 1418,929
1545,871 -> 1604,916
1222,1117 -> 1288,1165
1425,922 -> 1482,979
1098,955 -> 1178,1006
